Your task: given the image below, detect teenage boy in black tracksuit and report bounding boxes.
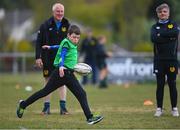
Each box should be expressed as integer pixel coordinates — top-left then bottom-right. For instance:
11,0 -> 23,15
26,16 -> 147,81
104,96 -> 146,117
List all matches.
151,3 -> 179,117
35,3 -> 70,115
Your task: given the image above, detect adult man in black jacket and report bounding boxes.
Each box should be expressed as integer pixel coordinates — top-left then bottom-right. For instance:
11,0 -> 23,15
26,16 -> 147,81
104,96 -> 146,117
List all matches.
151,3 -> 179,117
35,3 -> 70,115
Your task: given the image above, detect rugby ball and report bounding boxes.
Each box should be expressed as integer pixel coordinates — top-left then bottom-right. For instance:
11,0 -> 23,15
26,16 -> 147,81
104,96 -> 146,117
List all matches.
74,63 -> 92,75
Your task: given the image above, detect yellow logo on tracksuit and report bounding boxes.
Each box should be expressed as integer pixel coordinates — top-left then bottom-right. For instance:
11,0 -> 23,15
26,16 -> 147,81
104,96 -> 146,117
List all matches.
43,70 -> 49,75
168,24 -> 173,29
169,67 -> 175,72
62,27 -> 66,32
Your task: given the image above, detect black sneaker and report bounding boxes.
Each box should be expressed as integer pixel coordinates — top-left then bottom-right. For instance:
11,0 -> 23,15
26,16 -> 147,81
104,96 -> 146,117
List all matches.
16,100 -> 25,118
87,115 -> 103,125
60,108 -> 69,115
41,107 -> 50,115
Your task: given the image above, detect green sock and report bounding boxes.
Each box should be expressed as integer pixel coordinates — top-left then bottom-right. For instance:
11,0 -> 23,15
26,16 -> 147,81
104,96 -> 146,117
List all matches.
44,102 -> 50,109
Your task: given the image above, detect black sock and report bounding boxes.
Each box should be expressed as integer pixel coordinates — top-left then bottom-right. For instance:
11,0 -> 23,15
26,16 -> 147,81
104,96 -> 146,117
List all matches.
60,100 -> 66,110
44,102 -> 50,109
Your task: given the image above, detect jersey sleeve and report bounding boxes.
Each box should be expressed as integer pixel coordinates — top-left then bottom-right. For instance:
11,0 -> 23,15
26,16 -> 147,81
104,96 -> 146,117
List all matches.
59,47 -> 68,67
50,45 -> 59,49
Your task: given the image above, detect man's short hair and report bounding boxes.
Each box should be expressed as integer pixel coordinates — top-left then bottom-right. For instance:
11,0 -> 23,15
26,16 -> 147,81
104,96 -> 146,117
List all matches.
52,3 -> 64,12
156,3 -> 170,13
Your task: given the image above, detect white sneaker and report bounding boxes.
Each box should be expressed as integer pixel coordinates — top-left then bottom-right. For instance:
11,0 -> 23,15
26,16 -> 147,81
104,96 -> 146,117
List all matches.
171,107 -> 179,117
154,108 -> 163,117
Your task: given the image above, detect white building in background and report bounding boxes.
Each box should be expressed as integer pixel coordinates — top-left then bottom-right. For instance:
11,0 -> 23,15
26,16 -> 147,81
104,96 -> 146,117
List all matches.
4,9 -> 34,43
10,18 -> 33,42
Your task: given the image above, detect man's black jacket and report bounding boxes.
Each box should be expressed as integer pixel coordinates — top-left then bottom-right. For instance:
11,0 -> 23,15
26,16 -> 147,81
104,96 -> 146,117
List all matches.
36,17 -> 70,67
151,20 -> 179,61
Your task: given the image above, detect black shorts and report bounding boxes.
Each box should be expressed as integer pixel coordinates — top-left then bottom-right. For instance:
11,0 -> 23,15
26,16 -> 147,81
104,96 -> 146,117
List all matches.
153,60 -> 178,75
43,64 -> 56,77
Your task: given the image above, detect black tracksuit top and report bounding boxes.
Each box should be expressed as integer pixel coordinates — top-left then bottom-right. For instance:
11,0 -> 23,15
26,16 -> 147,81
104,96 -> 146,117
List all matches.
151,20 -> 179,61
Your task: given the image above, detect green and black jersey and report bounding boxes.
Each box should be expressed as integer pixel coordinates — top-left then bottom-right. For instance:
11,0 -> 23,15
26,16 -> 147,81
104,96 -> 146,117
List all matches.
54,38 -> 78,69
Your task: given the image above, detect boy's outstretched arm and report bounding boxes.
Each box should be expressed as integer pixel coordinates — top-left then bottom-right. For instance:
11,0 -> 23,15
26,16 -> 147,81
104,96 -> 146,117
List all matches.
58,47 -> 68,77
42,45 -> 59,49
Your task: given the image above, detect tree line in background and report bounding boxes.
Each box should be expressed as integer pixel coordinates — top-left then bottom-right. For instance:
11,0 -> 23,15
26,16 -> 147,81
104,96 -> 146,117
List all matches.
0,0 -> 180,52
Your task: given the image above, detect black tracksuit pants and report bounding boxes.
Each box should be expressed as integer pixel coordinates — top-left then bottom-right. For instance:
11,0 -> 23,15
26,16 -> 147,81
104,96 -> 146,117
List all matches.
156,73 -> 178,109
21,68 -> 92,120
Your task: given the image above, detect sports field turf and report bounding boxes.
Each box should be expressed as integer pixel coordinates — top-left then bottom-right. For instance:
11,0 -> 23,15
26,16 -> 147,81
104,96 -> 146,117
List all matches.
0,73 -> 180,129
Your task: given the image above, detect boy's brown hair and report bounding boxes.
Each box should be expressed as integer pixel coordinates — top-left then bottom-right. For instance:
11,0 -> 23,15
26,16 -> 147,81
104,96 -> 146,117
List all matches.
68,25 -> 81,35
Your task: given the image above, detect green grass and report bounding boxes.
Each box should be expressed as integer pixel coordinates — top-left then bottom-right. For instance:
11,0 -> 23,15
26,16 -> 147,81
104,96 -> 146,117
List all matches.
0,73 -> 180,129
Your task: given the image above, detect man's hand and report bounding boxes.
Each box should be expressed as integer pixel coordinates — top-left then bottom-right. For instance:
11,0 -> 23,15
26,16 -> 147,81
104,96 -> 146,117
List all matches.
35,58 -> 43,68
59,67 -> 64,77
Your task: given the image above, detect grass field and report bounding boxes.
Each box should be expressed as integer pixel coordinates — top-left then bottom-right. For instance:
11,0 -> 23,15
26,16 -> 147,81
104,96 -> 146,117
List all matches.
0,73 -> 180,129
